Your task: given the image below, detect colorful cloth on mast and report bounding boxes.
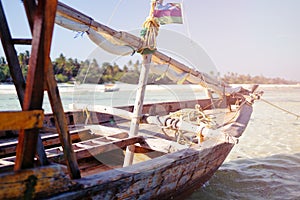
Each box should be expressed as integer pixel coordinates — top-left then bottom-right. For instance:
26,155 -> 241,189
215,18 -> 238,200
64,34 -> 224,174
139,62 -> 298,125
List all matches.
153,3 -> 183,25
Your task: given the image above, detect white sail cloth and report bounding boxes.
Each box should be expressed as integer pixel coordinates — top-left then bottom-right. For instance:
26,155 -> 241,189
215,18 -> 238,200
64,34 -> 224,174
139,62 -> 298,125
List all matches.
150,64 -> 225,96
55,15 -> 134,56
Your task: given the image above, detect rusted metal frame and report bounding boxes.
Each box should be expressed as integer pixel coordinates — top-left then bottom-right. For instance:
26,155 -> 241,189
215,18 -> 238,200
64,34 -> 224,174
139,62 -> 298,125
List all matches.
14,0 -> 57,170
0,1 -> 26,105
23,0 -> 81,179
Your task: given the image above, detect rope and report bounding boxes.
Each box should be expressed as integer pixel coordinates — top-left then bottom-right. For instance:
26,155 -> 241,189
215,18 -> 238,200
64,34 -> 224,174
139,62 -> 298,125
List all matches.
260,98 -> 300,119
216,100 -> 247,129
155,64 -> 170,81
107,0 -> 123,25
167,104 -> 217,129
139,0 -> 160,54
83,107 -> 90,125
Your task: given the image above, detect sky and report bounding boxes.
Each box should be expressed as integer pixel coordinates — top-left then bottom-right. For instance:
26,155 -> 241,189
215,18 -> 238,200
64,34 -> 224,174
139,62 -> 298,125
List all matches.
0,0 -> 300,81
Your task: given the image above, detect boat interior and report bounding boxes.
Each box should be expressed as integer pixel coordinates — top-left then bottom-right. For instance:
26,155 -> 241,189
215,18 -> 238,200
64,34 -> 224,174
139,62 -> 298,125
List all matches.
0,97 -> 239,177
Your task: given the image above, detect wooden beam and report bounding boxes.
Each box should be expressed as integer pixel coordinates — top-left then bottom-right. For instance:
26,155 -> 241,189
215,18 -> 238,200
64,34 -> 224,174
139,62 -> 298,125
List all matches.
24,0 -> 81,179
15,0 -> 57,170
0,1 -> 26,105
0,0 -> 49,167
12,38 -> 32,45
0,164 -> 74,200
0,128 -> 92,158
0,110 -> 43,131
45,53 -> 81,179
0,136 -> 144,171
123,55 -> 152,167
48,136 -> 145,163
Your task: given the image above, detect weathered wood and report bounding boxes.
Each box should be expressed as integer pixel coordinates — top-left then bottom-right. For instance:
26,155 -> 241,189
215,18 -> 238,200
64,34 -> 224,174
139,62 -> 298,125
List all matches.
71,104 -> 134,120
0,110 -> 44,131
123,54 -> 152,167
47,142 -> 233,200
23,0 -> 81,179
0,0 -> 49,167
46,64 -> 81,179
11,38 -> 32,45
0,164 -> 77,199
0,1 -> 26,105
0,131 -> 140,170
46,136 -> 145,163
15,0 -> 57,170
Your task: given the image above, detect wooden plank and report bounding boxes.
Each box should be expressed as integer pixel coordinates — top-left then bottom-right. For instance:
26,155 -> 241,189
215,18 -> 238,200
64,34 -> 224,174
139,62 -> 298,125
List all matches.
0,1 -> 26,105
15,0 -> 57,170
0,0 -> 49,167
71,104 -> 134,120
46,64 -> 81,179
24,0 -> 81,179
48,136 -> 145,163
11,38 -> 32,45
0,164 -> 76,199
0,110 -> 43,131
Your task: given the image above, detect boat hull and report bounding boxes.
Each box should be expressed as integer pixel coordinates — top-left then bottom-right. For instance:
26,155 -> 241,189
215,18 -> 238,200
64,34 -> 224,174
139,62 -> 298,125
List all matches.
47,142 -> 233,200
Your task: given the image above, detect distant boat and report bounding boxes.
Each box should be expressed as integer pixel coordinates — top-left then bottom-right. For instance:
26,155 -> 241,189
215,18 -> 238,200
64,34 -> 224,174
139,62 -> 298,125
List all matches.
104,83 -> 120,92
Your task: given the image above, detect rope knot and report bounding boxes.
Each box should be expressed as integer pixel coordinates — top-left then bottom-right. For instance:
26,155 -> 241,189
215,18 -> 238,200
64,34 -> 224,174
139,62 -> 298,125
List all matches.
138,0 -> 160,54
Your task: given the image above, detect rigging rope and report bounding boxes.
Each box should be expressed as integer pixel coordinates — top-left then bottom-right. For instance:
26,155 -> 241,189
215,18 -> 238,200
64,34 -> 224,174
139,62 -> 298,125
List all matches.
260,98 -> 300,119
107,0 -> 124,25
139,0 -> 160,54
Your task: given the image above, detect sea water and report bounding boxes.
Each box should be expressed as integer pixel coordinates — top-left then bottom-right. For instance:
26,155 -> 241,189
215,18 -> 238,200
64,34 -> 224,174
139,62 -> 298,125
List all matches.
188,85 -> 300,200
1,84 -> 300,199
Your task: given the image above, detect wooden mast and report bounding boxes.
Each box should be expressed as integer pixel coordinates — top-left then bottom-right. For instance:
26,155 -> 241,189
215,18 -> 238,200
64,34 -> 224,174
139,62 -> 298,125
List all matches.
123,0 -> 158,167
123,54 -> 152,166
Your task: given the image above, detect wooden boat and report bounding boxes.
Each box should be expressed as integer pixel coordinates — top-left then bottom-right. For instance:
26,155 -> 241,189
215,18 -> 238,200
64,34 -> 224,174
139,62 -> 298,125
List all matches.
0,1 -> 262,199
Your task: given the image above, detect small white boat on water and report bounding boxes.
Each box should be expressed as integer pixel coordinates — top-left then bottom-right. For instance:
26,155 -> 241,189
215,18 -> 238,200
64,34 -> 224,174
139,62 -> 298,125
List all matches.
104,84 -> 120,92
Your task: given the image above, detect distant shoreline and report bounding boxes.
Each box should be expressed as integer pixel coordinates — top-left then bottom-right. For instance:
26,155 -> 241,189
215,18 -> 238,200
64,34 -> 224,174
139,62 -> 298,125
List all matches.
230,83 -> 300,88
1,83 -> 299,95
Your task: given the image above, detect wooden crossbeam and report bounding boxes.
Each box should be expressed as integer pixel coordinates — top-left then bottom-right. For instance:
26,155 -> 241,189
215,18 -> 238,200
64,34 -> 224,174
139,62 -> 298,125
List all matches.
0,136 -> 145,171
0,110 -> 44,131
11,38 -> 32,45
23,0 -> 81,179
14,0 -> 57,171
48,136 -> 145,163
0,2 -> 26,105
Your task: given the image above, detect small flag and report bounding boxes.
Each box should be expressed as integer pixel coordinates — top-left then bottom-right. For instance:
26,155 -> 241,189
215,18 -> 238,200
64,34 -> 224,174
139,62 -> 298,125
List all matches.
153,3 -> 183,25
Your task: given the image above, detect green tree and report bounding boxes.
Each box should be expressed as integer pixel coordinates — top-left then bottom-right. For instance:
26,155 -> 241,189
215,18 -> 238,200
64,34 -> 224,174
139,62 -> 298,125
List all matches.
55,74 -> 68,82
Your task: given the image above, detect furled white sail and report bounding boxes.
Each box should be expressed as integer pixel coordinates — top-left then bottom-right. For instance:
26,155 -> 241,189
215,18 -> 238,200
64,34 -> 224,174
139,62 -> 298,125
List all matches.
55,15 -> 134,56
